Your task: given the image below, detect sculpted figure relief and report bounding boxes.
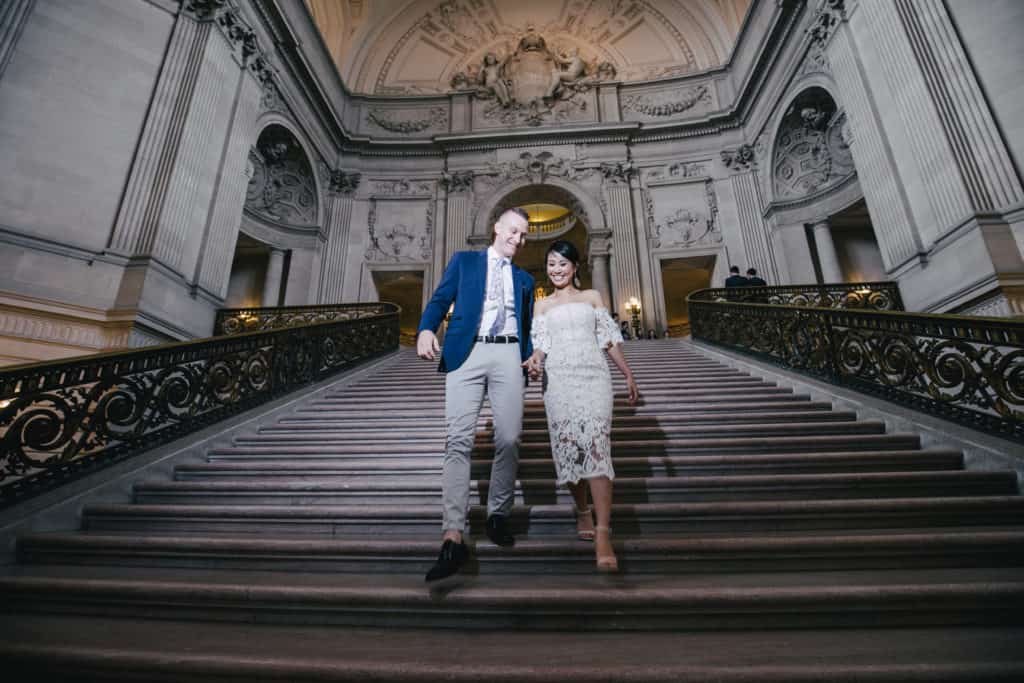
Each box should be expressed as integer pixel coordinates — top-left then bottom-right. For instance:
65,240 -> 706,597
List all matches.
450,30 -> 618,126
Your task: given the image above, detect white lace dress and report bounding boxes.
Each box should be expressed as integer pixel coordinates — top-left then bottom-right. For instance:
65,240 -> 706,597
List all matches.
531,303 -> 623,485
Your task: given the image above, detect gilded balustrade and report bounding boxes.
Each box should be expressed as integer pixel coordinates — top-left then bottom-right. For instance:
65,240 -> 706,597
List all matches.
0,303 -> 400,507
688,283 -> 1023,442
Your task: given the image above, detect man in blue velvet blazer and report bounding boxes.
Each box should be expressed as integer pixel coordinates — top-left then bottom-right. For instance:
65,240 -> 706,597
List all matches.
417,207 -> 535,582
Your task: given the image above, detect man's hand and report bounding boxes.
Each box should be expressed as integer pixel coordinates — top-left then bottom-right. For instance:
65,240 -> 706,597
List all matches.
521,352 -> 543,380
417,330 -> 440,360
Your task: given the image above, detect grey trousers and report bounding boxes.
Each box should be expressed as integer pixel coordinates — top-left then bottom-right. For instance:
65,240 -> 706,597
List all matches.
442,343 -> 524,532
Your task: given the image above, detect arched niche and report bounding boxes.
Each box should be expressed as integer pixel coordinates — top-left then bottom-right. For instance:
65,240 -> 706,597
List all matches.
473,176 -> 606,240
246,123 -> 321,229
770,86 -> 854,203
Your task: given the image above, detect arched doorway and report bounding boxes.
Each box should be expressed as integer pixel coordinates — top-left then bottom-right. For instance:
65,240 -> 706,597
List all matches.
479,182 -> 612,306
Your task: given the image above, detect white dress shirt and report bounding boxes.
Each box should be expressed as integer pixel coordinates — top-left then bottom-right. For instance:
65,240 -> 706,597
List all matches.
477,246 -> 518,337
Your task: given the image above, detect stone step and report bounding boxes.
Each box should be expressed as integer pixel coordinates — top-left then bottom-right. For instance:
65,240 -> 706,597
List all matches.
278,400 -> 837,426
312,386 -> 792,406
80,496 -> 1024,536
17,528 -> 1024,575
2,615 -> 1022,683
293,393 -> 817,416
235,419 -> 883,447
206,432 -> 920,459
340,376 -> 766,393
1,567 -> 1022,630
266,408 -> 849,434
174,449 -> 966,480
130,470 -> 1017,506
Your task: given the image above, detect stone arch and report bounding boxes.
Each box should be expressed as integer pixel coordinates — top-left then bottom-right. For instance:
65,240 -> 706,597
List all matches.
472,176 -> 607,241
769,84 -> 854,204
247,119 -> 324,227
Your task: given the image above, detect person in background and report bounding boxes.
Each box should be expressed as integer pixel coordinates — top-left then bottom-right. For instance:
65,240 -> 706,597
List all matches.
646,329 -> 657,340
619,320 -> 632,340
725,265 -> 749,288
746,268 -> 767,287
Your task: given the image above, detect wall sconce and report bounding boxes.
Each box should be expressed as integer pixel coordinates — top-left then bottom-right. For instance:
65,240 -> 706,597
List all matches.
626,296 -> 642,339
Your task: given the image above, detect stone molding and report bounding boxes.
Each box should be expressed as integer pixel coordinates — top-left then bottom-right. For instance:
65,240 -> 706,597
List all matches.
365,106 -> 448,135
0,293 -> 139,354
622,83 -> 714,120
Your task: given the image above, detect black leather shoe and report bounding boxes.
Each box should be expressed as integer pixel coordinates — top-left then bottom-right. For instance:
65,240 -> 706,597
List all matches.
424,539 -> 469,583
486,514 -> 515,547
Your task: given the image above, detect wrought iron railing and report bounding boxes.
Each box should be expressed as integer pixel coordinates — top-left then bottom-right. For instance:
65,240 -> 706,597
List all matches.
692,281 -> 904,311
0,303 -> 400,507
688,286 -> 1024,442
214,303 -> 395,336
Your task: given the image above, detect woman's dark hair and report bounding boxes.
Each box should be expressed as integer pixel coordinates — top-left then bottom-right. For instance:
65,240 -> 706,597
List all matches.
545,239 -> 583,289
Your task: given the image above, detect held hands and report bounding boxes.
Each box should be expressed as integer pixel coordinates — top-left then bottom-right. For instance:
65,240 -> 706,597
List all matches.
416,330 -> 440,360
522,351 -> 544,380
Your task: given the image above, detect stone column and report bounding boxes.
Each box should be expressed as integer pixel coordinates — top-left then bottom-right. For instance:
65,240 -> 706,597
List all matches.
0,0 -> 34,82
723,146 -> 780,284
318,171 -> 360,303
590,251 -> 613,308
262,248 -> 286,307
811,220 -> 844,283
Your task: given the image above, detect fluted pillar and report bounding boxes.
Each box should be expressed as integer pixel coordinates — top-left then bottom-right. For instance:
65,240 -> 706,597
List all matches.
812,220 -> 843,283
0,0 -> 34,81
441,171 -> 474,278
262,248 -> 286,307
723,147 -> 780,284
602,165 -> 644,325
318,171 -> 360,303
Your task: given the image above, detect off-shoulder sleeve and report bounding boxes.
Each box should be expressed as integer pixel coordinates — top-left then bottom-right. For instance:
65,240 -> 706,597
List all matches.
595,307 -> 623,349
531,313 -> 551,354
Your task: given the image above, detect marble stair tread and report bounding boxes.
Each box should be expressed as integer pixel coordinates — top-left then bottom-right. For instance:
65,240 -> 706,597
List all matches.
174,449 -> 967,478
234,420 -> 884,447
17,528 -> 1024,575
130,473 -> 1015,509
205,433 -> 922,458
80,496 -> 1024,536
1,566 -> 1022,630
3,616 -> 1023,683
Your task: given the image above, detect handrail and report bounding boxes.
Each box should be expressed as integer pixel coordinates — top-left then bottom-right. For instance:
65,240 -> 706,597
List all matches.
215,303 -> 396,336
690,281 -> 904,311
0,303 -> 400,508
687,285 -> 1024,443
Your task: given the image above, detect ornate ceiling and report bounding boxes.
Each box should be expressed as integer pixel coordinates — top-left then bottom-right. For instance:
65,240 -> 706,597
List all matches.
305,0 -> 751,95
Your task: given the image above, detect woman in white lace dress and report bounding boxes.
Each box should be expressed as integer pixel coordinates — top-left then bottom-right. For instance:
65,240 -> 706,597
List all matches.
525,240 -> 639,572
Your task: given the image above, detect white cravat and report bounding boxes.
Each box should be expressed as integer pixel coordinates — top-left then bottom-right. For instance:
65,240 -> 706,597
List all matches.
478,247 -> 517,337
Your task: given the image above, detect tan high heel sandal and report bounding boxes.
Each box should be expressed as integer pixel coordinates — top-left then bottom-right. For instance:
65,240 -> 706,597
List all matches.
595,526 -> 619,572
574,504 -> 595,541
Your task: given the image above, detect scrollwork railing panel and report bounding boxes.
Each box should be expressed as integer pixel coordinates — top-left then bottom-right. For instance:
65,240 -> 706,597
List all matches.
0,305 -> 399,507
690,282 -> 904,311
214,303 -> 395,336
689,295 -> 1024,442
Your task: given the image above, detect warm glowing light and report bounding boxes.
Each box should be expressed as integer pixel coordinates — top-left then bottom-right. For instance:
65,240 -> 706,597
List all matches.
626,296 -> 642,312
0,399 -> 11,409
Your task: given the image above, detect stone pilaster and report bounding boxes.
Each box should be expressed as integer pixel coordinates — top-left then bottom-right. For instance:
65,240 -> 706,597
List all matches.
0,0 -> 34,82
318,171 -> 360,304
824,6 -> 924,271
441,171 -> 474,267
602,165 -> 643,324
588,232 -> 614,309
722,145 -> 780,284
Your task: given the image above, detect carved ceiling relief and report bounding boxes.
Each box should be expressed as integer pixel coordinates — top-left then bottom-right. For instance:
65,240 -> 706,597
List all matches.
772,87 -> 855,201
366,197 -> 435,262
374,1 -> 705,97
245,126 -> 318,225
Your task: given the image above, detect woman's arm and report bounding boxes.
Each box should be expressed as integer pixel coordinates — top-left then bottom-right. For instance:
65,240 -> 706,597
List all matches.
591,290 -> 639,404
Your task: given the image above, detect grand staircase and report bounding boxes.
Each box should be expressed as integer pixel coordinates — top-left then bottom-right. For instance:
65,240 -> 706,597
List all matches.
2,340 -> 1023,680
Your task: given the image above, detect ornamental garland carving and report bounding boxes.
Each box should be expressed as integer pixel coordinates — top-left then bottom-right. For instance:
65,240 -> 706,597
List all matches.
487,151 -> 573,184
623,84 -> 712,119
365,107 -> 448,135
371,179 -> 435,196
366,200 -> 434,262
645,161 -> 708,182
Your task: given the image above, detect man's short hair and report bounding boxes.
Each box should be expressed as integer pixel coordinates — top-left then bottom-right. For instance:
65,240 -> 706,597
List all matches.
729,265 -> 740,274
746,268 -> 757,276
499,207 -> 530,223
